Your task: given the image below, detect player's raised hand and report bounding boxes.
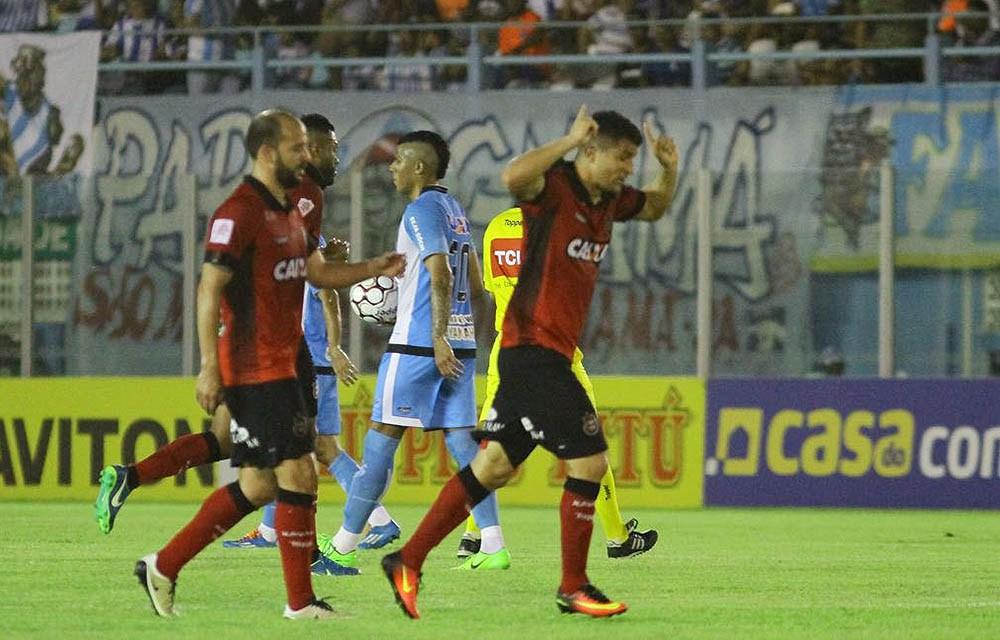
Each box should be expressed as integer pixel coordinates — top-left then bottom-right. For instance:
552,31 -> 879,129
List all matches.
196,365 -> 223,414
322,237 -> 350,262
643,120 -> 678,175
370,252 -> 406,277
568,104 -> 598,147
433,336 -> 464,381
328,345 -> 359,386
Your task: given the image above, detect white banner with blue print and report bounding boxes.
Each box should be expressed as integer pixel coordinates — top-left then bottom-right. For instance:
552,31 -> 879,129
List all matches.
0,32 -> 99,176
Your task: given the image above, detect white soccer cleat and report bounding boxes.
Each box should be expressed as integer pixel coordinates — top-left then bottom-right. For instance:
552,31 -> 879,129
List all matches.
283,598 -> 337,619
134,553 -> 176,617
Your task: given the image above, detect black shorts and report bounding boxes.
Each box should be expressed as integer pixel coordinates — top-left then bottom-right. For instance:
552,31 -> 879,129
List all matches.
224,378 -> 315,469
472,345 -> 607,466
295,337 -> 318,418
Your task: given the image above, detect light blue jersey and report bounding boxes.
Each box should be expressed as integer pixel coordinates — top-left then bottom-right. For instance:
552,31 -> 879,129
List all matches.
389,186 -> 476,351
373,185 -> 477,430
301,235 -> 341,435
302,281 -> 330,368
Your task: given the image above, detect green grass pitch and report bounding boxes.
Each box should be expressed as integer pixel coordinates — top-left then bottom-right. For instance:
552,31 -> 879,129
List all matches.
2,502 -> 999,639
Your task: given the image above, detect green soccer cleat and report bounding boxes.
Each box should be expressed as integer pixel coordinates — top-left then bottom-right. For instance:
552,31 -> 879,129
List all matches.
458,547 -> 511,570
317,533 -> 359,569
95,464 -> 131,534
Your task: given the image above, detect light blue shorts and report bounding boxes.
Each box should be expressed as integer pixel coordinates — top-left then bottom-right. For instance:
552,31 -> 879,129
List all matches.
371,352 -> 476,429
315,373 -> 341,436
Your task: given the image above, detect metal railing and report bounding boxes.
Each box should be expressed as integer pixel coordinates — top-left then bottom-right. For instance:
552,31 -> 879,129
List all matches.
94,12 -> 1000,94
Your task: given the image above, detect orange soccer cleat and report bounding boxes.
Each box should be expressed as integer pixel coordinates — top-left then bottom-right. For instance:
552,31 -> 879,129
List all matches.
382,551 -> 422,619
555,584 -> 628,618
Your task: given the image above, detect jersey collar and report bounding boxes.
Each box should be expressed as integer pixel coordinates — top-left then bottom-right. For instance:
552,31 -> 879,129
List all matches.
243,175 -> 293,213
420,185 -> 448,194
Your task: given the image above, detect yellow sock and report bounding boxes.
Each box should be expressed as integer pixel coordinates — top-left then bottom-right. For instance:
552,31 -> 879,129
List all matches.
595,466 -> 629,543
464,514 -> 480,537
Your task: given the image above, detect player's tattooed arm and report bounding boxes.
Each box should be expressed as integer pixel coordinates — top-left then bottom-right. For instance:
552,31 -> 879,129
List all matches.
503,104 -> 597,202
321,288 -> 359,385
196,263 -> 232,414
636,120 -> 679,222
425,253 -> 464,380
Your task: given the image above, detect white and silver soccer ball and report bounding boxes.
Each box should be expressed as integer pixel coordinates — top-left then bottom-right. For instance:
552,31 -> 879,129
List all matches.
349,276 -> 398,325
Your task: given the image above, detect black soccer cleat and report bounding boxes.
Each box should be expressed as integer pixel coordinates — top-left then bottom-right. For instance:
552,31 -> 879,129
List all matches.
607,518 -> 658,559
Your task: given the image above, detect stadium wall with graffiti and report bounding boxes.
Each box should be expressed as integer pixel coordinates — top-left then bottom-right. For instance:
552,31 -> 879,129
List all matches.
0,375 -> 704,508
5,86 -> 1000,378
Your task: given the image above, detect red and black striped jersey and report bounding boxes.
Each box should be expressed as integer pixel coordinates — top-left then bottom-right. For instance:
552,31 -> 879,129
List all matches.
502,161 -> 644,360
204,175 -> 323,386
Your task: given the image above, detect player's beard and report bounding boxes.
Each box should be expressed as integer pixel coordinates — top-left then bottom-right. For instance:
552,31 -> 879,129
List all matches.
275,157 -> 302,189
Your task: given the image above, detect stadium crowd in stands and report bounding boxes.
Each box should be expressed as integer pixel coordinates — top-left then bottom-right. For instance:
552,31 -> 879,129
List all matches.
3,1 -> 998,92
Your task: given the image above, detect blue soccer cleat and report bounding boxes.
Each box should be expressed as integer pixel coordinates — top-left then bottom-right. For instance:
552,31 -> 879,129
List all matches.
358,520 -> 402,550
95,464 -> 131,534
222,527 -> 277,548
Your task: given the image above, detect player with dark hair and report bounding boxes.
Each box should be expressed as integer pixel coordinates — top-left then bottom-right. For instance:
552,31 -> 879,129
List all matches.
128,109 -> 405,620
223,114 -> 400,549
93,114 -> 367,550
382,106 -> 678,619
317,129 -> 509,572
458,205 -> 657,563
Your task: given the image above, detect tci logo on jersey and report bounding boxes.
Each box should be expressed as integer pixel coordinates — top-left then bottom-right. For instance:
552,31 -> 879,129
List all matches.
490,237 -> 522,278
566,238 -> 609,263
273,257 -> 307,281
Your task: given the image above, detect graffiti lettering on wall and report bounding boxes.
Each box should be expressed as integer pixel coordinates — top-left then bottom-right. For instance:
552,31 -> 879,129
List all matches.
580,108 -> 798,371
816,89 -> 1000,267
73,107 -> 251,352
77,97 -> 810,374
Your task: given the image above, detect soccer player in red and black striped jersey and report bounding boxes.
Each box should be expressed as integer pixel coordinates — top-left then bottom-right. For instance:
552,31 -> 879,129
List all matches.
131,110 -> 404,621
93,114 -> 348,537
383,106 -> 678,619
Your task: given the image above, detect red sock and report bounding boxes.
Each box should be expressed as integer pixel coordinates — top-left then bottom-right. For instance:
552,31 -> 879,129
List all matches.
157,482 -> 254,580
559,478 -> 599,594
275,489 -> 316,611
134,432 -> 222,486
401,467 -> 489,570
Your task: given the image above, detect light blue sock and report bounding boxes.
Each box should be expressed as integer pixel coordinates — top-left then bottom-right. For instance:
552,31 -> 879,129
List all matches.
329,451 -> 361,493
445,429 -> 500,529
342,430 -> 399,534
260,501 -> 276,529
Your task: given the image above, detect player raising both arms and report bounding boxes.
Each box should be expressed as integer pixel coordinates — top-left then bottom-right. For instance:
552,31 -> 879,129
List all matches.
317,130 -> 509,572
382,106 -> 677,619
131,110 -> 404,620
456,206 -> 657,565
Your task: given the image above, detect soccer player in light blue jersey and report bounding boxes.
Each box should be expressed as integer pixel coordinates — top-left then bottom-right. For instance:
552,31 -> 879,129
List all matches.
318,130 -> 509,571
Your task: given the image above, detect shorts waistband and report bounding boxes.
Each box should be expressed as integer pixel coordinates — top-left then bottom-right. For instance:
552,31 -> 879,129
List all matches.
386,343 -> 477,359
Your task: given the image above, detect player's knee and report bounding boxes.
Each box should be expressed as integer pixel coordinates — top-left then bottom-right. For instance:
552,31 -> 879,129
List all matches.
471,445 -> 515,490
238,477 -> 276,506
566,453 -> 607,483
275,455 -> 319,494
